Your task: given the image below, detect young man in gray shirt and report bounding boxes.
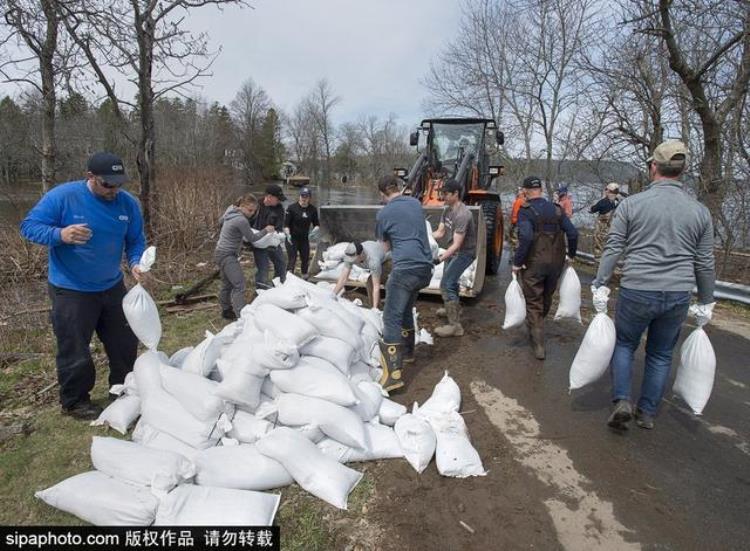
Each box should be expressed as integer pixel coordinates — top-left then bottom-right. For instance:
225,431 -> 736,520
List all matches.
332,240 -> 387,308
593,140 -> 716,431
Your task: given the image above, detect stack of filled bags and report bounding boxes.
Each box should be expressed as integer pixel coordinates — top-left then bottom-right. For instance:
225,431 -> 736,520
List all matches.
315,242 -> 371,282
36,271 -> 485,525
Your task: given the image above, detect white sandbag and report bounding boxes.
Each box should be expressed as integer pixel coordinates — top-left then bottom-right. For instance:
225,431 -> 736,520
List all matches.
349,360 -> 373,384
270,356 -> 357,406
219,336 -> 265,378
256,427 -> 362,510
426,219 -> 439,260
253,394 -> 279,421
181,331 -> 225,377
378,397 -> 407,426
301,336 -> 357,374
90,436 -> 195,493
168,346 -> 193,368
254,332 -> 300,371
419,371 -> 461,417
429,411 -> 486,478
569,287 -> 615,390
673,325 -> 716,415
109,371 -> 138,397
228,410 -> 273,443
554,265 -> 582,322
132,420 -> 200,461
252,229 -> 284,249
35,471 -> 158,526
91,394 -> 141,435
133,351 -> 164,401
215,319 -> 244,341
122,248 -> 161,350
395,410 -> 436,474
318,421 -> 403,463
160,364 -> 229,421
214,359 -> 265,411
260,377 -> 281,399
250,285 -> 307,311
502,273 -> 526,330
297,297 -> 364,351
281,272 -> 337,301
253,303 -> 318,346
193,445 -> 293,490
141,390 -> 229,449
277,393 -> 368,450
349,381 -> 384,422
360,323 -> 381,362
293,424 -> 326,443
155,484 -> 280,526
322,242 -> 350,262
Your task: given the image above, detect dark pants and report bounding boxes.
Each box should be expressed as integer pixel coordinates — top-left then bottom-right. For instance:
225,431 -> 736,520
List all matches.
216,253 -> 246,316
253,245 -> 287,290
611,288 -> 690,415
520,262 -> 564,329
48,280 -> 138,409
382,265 -> 433,343
286,234 -> 311,275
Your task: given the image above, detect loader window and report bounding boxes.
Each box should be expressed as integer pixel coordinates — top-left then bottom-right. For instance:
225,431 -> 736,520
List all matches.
431,123 -> 484,167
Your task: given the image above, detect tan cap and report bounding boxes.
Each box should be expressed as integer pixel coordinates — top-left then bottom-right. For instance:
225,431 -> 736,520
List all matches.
605,182 -> 619,192
647,140 -> 689,167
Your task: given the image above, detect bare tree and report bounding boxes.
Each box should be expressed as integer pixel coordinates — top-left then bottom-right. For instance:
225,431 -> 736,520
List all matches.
59,0 -> 246,236
230,78 -> 271,182
308,78 -> 339,184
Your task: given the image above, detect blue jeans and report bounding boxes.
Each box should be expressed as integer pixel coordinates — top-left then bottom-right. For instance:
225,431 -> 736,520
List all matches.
253,245 -> 287,290
382,265 -> 433,343
440,252 -> 474,302
611,288 -> 690,416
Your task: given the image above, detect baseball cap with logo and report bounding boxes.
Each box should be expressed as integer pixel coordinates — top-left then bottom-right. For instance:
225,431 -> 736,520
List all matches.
265,183 -> 287,201
646,140 -> 689,168
299,187 -> 311,197
522,175 -> 543,189
87,152 -> 128,186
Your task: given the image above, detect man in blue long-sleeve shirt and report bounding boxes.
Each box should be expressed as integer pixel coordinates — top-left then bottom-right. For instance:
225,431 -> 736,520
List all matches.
512,176 -> 578,359
20,152 -> 146,420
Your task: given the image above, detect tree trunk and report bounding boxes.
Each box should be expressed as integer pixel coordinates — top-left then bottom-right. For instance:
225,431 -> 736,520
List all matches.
136,15 -> 156,239
39,0 -> 58,193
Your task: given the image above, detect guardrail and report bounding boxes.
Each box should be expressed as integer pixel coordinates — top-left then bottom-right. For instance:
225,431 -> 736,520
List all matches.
575,251 -> 750,306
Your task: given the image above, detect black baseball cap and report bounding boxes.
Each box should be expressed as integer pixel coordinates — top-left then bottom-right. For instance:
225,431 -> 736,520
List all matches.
299,187 -> 311,197
522,176 -> 543,189
441,178 -> 463,195
87,152 -> 128,185
265,183 -> 287,201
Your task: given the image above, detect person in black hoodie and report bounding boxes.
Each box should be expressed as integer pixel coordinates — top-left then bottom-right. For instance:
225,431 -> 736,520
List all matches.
284,187 -> 319,277
250,183 -> 287,290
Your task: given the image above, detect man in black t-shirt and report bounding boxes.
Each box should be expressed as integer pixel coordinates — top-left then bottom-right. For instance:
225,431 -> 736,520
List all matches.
250,183 -> 287,290
284,187 -> 319,277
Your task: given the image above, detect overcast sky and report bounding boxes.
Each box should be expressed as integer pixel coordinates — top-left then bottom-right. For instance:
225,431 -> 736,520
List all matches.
186,0 -> 462,125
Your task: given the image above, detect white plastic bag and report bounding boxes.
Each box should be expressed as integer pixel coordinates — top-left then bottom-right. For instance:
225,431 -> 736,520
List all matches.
256,427 -> 363,510
569,287 -> 616,390
90,395 -> 141,435
270,356 -> 357,406
502,273 -> 526,330
122,247 -> 161,350
253,303 -> 318,346
429,411 -> 486,478
426,219 -> 439,261
133,351 -> 164,401
323,242 -> 350,262
394,410 -> 436,474
214,359 -> 265,410
155,484 -> 280,526
193,445 -> 293,490
181,331 -> 224,377
318,421 -> 403,463
277,393 -> 368,450
673,307 -> 716,415
227,410 -> 273,443
90,436 -> 195,493
419,371 -> 461,417
251,230 -> 284,249
250,285 -> 307,311
554,265 -> 582,322
378,397 -> 407,427
132,420 -> 200,461
35,471 -> 158,526
300,336 -> 357,374
160,364 -> 229,421
349,381 -> 384,422
297,299 -> 362,352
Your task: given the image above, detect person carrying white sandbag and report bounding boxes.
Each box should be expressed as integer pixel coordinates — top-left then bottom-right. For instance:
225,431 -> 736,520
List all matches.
19,151 -> 147,421
592,140 -> 715,431
250,184 -> 288,291
568,286 -> 615,392
672,303 -> 717,415
332,240 -> 388,309
511,175 -> 579,360
431,178 -> 477,338
214,193 -> 276,321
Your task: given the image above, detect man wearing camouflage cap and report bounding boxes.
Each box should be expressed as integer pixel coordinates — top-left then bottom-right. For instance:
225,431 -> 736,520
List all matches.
589,182 -> 627,262
593,140 -> 716,431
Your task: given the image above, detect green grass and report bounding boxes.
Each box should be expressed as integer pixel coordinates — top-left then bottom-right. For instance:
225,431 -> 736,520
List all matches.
0,290 -> 374,549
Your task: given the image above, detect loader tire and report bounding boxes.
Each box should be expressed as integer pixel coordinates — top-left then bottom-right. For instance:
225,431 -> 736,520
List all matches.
480,199 -> 504,275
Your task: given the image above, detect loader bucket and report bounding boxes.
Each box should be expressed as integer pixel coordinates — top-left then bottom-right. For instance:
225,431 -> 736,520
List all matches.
309,205 -> 487,297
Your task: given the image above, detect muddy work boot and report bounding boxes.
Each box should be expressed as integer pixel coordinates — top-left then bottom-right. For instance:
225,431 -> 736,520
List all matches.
434,301 -> 464,338
529,325 -> 545,360
378,340 -> 405,393
436,291 -> 449,318
402,328 -> 416,364
607,400 -> 633,430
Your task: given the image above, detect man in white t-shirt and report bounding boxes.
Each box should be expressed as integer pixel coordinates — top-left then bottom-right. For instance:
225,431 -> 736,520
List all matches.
332,240 -> 387,308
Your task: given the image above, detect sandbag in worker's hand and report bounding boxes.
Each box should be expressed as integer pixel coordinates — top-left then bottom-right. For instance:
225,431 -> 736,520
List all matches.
590,285 -> 610,313
690,302 -> 716,327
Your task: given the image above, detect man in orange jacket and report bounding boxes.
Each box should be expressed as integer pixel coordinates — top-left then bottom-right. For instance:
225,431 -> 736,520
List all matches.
509,187 -> 526,260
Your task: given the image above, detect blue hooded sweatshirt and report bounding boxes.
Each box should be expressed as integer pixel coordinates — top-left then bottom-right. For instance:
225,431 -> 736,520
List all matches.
20,180 -> 146,292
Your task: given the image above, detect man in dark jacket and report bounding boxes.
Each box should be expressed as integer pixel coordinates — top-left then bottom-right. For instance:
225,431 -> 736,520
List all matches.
513,176 -> 578,360
250,183 -> 287,290
590,182 -> 626,261
284,187 -> 319,277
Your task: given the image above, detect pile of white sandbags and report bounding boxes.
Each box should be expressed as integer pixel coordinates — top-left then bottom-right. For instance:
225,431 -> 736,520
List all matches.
37,274 -> 485,525
315,242 -> 371,283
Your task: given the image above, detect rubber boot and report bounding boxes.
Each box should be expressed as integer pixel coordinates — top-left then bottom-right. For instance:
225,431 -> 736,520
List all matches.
434,301 -> 464,337
436,290 -> 449,318
378,340 -> 405,392
530,325 -> 545,360
402,328 -> 416,364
